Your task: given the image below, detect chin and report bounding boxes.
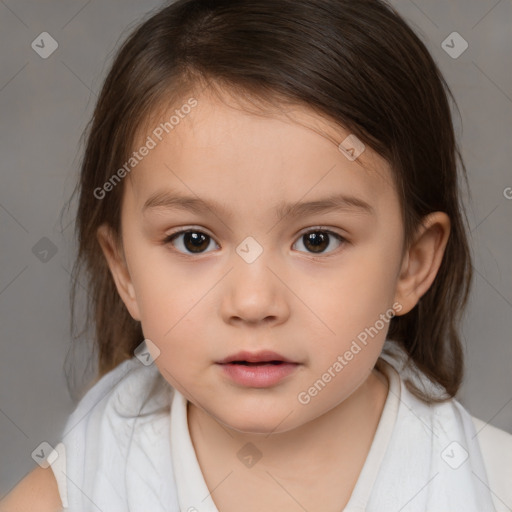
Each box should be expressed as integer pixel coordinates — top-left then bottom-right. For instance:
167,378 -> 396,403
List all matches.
226,419 -> 285,435
215,407 -> 299,435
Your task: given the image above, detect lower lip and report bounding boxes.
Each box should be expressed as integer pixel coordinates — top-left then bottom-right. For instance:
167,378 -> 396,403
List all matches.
217,362 -> 299,388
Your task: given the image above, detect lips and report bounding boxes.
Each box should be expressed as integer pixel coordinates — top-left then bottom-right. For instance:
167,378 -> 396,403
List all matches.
216,350 -> 295,365
216,350 -> 300,387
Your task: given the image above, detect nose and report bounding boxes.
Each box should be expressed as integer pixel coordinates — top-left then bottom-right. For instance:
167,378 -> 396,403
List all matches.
220,250 -> 290,327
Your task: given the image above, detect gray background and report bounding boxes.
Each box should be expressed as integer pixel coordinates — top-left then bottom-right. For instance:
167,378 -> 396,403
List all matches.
1,0 -> 511,499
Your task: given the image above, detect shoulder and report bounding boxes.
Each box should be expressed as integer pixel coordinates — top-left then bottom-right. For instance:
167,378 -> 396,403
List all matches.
471,415 -> 512,511
60,354 -> 171,455
74,356 -> 156,412
58,356 -> 156,453
63,356 -> 168,434
0,466 -> 62,512
51,357 -> 173,509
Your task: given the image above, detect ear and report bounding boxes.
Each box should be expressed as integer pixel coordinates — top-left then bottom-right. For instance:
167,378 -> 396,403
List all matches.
394,212 -> 450,315
96,223 -> 141,321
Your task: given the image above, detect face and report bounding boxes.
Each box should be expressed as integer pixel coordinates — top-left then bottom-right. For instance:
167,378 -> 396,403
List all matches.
101,88 -> 410,434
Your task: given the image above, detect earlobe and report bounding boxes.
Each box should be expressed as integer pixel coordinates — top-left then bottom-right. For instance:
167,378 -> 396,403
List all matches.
394,212 -> 451,315
96,223 -> 141,321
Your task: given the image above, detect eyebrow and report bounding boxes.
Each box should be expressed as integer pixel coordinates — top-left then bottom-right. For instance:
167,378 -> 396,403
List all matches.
142,189 -> 375,221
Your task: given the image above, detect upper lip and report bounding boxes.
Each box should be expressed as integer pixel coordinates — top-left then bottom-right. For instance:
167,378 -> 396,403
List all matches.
216,350 -> 297,364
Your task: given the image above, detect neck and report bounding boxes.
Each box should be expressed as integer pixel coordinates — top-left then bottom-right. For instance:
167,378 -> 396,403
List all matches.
187,367 -> 389,477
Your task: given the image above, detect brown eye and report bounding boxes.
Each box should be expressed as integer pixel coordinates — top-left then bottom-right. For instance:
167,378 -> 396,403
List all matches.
165,230 -> 218,254
293,230 -> 345,255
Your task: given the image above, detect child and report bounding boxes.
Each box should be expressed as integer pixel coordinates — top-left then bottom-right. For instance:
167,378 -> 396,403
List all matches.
2,0 -> 511,510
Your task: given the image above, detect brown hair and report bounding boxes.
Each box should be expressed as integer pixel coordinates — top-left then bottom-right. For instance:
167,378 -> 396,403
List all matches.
64,0 -> 472,403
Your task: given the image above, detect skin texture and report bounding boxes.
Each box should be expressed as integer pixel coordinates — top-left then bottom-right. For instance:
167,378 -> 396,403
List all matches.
0,466 -> 62,511
95,88 -> 450,511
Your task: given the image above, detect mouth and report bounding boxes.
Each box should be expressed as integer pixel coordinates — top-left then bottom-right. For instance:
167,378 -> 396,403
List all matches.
216,351 -> 300,387
228,360 -> 287,366
216,350 -> 296,365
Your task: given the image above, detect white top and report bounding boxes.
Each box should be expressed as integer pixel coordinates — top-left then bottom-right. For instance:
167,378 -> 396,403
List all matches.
50,341 -> 512,511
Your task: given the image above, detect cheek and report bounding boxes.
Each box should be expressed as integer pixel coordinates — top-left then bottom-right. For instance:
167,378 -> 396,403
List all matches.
139,294 -> 208,389
123,243 -> 207,355
301,242 -> 401,365
320,256 -> 398,325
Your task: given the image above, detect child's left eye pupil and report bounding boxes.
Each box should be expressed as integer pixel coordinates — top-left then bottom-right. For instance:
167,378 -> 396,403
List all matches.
184,232 -> 209,253
303,232 -> 329,253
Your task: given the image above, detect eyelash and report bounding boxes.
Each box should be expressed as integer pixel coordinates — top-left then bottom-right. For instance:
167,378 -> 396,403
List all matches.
162,227 -> 347,257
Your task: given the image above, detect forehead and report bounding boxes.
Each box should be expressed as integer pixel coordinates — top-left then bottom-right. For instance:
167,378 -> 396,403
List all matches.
126,88 -> 396,215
